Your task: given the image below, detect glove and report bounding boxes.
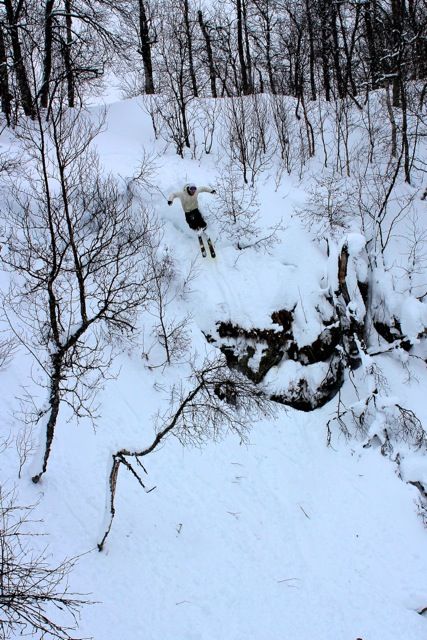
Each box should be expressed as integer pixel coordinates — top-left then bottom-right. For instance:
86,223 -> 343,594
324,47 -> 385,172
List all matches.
211,189 -> 216,194
167,200 -> 172,206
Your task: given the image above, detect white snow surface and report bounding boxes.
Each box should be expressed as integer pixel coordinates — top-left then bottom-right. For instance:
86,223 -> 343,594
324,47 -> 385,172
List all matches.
1,96 -> 427,640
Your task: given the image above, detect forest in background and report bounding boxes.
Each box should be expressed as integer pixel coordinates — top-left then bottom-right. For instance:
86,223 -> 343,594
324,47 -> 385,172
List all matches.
0,0 -> 426,181
0,0 -> 426,108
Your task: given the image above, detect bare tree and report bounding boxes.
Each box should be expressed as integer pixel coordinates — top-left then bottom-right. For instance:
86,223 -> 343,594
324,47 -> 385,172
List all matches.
0,334 -> 14,370
151,0 -> 198,155
145,93 -> 195,157
135,0 -> 156,94
197,8 -> 217,98
221,95 -> 273,186
0,104 -> 159,482
213,163 -> 261,245
297,172 -> 352,237
196,98 -> 219,155
98,355 -> 276,550
350,161 -> 416,257
146,248 -> 191,367
395,212 -> 427,298
0,486 -> 92,639
269,94 -> 294,175
116,0 -> 158,96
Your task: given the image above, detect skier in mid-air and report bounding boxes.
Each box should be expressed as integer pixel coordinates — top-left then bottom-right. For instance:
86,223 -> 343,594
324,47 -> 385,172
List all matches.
168,183 -> 216,257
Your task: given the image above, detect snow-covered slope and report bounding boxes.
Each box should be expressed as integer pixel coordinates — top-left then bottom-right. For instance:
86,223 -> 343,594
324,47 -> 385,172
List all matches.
34,407 -> 427,640
1,96 -> 426,640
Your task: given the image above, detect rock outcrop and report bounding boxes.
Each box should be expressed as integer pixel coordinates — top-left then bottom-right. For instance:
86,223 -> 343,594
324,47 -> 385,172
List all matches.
207,239 -> 369,410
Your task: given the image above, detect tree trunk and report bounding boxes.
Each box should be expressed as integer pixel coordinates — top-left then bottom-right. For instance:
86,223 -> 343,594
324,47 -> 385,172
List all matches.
305,0 -> 316,100
242,0 -> 253,92
32,351 -> 63,483
3,0 -> 34,117
385,83 -> 398,159
138,0 -> 155,94
40,0 -> 55,109
63,0 -> 75,107
319,1 -> 331,101
391,0 -> 404,107
363,0 -> 378,89
197,10 -> 217,98
338,2 -> 360,98
236,0 -> 251,95
253,0 -> 275,94
330,1 -> 345,98
400,76 -> 411,183
0,21 -> 12,124
182,0 -> 197,97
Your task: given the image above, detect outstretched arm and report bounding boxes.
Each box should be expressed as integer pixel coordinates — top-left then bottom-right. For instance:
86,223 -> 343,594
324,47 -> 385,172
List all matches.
167,191 -> 179,205
197,186 -> 216,194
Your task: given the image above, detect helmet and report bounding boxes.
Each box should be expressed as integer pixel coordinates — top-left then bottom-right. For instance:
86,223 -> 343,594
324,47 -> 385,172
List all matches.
185,183 -> 197,195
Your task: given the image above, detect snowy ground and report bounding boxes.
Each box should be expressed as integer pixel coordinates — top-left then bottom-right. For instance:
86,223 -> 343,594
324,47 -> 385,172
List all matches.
1,96 -> 427,639
28,405 -> 427,640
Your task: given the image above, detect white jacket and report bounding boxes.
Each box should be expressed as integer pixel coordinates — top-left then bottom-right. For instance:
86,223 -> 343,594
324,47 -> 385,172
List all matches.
168,184 -> 214,213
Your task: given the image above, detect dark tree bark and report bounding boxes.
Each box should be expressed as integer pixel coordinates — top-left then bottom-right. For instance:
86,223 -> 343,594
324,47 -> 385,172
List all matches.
281,3 -> 304,99
242,0 -> 253,91
337,1 -> 361,99
319,0 -> 331,101
305,0 -> 316,100
197,10 -> 217,97
39,0 -> 55,109
363,0 -> 379,88
264,9 -> 276,95
0,20 -> 12,124
138,0 -> 155,94
330,0 -> 345,98
236,0 -> 251,95
391,0 -> 404,107
3,0 -> 34,117
400,75 -> 411,183
182,0 -> 197,96
62,0 -> 75,107
294,25 -> 303,102
32,352 -> 62,483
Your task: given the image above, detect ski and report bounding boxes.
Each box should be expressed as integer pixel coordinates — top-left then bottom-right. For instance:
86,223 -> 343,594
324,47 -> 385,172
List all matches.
206,236 -> 216,258
198,234 -> 207,257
